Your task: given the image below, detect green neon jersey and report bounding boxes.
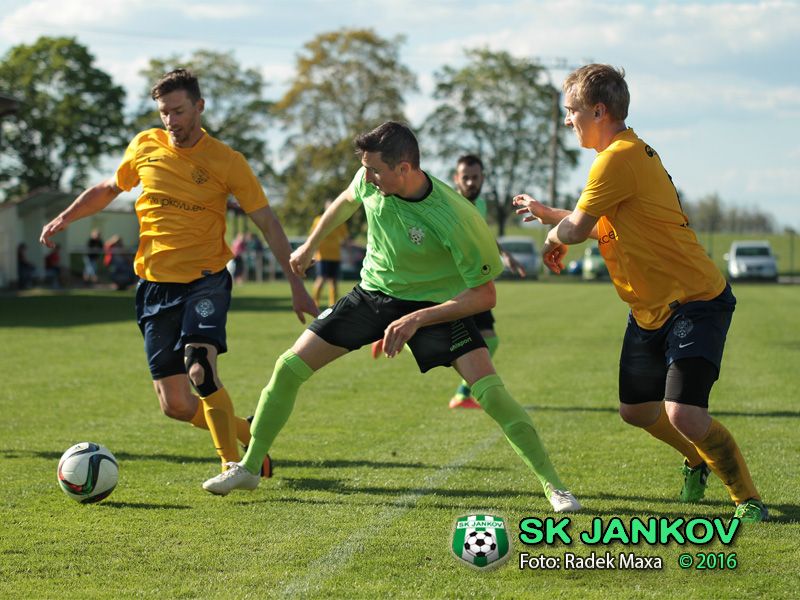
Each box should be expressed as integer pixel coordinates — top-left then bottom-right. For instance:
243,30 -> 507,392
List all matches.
348,167 -> 503,303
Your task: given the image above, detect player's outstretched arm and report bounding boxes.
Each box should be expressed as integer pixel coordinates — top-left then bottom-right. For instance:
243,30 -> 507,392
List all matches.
513,193 -> 572,226
39,177 -> 121,248
248,205 -> 319,323
291,188 -> 360,277
541,208 -> 600,274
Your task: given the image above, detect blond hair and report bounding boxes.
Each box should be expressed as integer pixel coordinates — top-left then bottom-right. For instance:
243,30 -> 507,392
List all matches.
563,64 -> 629,121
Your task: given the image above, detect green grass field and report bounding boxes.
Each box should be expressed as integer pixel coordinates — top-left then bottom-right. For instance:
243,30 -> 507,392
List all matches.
1,281 -> 798,599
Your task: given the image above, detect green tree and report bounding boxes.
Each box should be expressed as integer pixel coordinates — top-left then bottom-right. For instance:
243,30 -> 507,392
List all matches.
274,29 -> 417,232
423,49 -> 579,235
0,37 -> 126,198
134,50 -> 273,180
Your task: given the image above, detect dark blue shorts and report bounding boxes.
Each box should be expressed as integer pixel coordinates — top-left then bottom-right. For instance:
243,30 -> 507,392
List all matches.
316,260 -> 341,279
135,269 -> 232,379
308,285 -> 487,373
618,284 -> 736,405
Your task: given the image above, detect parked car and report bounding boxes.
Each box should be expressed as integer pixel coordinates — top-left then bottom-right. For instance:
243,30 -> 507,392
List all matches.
724,241 -> 778,281
497,236 -> 540,279
582,245 -> 609,280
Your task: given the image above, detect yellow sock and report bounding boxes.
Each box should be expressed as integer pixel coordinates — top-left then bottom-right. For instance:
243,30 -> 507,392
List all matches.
328,286 -> 336,307
694,419 -> 760,504
189,398 -> 251,446
201,387 -> 240,465
643,407 -> 704,467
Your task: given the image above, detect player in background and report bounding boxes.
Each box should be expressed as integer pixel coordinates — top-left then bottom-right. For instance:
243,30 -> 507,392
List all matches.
309,200 -> 350,307
40,69 -> 318,477
202,121 -> 581,513
514,64 -> 766,522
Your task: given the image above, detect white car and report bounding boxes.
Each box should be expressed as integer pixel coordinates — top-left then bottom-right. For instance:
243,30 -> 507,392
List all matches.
724,241 -> 778,282
497,236 -> 541,279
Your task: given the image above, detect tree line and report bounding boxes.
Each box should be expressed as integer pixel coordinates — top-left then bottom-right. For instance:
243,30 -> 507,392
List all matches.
0,31 -> 775,235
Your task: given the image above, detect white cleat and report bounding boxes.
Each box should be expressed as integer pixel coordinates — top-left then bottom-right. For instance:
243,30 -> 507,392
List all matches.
202,462 -> 260,496
546,483 -> 582,513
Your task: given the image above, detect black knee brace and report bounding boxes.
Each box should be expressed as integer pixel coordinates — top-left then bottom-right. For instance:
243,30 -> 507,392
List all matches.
185,346 -> 218,397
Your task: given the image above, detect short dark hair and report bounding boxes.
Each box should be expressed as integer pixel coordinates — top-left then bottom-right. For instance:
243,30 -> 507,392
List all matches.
150,68 -> 202,103
456,154 -> 484,171
354,121 -> 420,169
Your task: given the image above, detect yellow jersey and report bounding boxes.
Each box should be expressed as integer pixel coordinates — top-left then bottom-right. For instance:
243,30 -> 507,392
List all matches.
115,128 -> 269,283
576,128 -> 725,329
310,216 -> 348,261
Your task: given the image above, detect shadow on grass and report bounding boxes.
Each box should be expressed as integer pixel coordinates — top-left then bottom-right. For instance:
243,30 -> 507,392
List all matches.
0,291 -> 295,328
2,449 -> 500,472
100,501 -> 191,510
526,405 -> 800,419
239,489 -> 800,523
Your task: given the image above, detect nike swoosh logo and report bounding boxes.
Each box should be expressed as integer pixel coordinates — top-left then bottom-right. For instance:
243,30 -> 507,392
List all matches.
198,324 -> 216,329
678,342 -> 695,349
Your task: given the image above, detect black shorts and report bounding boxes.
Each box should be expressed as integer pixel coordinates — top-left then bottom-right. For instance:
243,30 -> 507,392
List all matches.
135,269 -> 232,379
473,309 -> 495,331
308,285 -> 487,373
316,260 -> 341,279
618,284 -> 736,407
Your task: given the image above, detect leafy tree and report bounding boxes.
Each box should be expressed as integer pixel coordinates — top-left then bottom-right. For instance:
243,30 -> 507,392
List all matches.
274,29 -> 417,232
134,50 -> 273,180
0,37 -> 126,198
423,49 -> 579,235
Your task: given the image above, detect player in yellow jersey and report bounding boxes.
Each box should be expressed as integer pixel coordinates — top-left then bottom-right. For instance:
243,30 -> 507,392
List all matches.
514,64 -> 766,522
40,69 -> 318,479
309,200 -> 349,307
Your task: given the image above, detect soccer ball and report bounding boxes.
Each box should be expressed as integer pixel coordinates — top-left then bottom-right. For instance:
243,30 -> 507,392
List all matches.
464,530 -> 497,558
57,442 -> 119,503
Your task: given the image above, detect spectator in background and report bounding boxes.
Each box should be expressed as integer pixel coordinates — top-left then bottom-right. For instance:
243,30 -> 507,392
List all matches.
17,242 -> 36,289
103,235 -> 135,291
309,199 -> 349,307
44,243 -> 65,289
230,232 -> 247,284
83,228 -> 104,283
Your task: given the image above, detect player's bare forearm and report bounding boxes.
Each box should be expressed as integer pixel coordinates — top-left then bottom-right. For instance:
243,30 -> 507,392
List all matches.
381,282 -> 496,357
249,205 -> 295,274
551,208 -> 600,244
306,191 -> 359,251
40,178 -> 121,247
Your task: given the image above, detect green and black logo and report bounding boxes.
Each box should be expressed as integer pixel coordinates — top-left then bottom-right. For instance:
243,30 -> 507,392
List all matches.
451,514 -> 511,569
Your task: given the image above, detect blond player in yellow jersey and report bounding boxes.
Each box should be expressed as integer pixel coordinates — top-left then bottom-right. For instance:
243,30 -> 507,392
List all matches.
40,69 -> 318,481
514,64 -> 766,523
309,200 -> 349,307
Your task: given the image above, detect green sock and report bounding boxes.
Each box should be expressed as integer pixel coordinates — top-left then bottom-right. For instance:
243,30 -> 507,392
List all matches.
454,335 -> 500,399
473,374 -> 566,492
241,350 -> 313,474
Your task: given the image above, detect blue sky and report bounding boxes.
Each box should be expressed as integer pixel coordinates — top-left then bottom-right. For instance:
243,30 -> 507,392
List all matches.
1,0 -> 798,228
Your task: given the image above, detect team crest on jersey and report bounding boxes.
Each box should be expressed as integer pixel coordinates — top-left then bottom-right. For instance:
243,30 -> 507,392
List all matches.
408,226 -> 425,245
191,166 -> 209,185
672,316 -> 694,338
195,299 -> 215,318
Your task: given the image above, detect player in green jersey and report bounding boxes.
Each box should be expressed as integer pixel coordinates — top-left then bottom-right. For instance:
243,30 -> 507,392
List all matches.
202,121 -> 580,513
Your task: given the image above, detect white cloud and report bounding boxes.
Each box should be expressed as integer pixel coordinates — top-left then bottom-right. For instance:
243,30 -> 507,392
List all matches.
0,0 -> 146,42
180,3 -> 261,20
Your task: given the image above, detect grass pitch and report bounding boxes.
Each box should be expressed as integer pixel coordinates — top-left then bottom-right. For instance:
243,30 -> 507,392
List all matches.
1,280 -> 798,599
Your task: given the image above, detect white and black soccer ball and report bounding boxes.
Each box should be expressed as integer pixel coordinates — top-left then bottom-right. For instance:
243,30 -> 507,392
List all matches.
57,442 -> 118,504
464,530 -> 497,558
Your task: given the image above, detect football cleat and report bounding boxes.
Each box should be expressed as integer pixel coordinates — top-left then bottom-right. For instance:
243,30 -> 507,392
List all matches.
203,462 -> 260,496
546,483 -> 582,513
448,396 -> 482,409
679,460 -> 711,503
733,499 -> 768,523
